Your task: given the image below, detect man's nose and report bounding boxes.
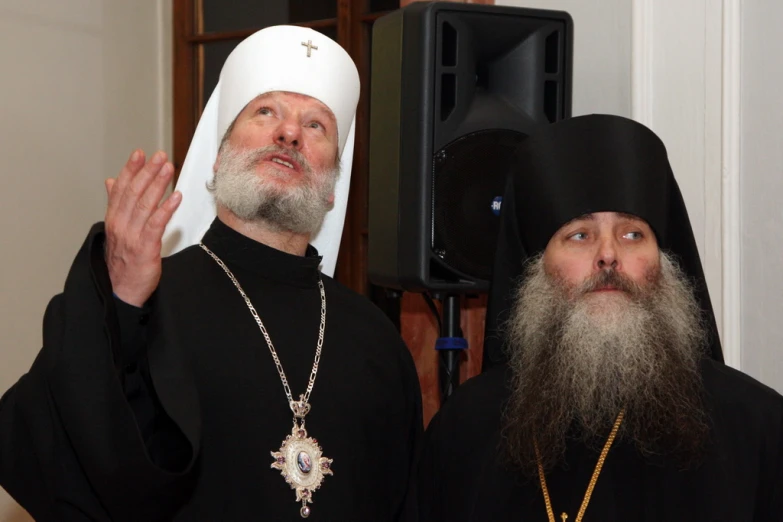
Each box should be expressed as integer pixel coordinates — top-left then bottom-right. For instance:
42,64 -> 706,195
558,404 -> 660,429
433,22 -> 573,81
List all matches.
275,119 -> 302,149
595,237 -> 619,271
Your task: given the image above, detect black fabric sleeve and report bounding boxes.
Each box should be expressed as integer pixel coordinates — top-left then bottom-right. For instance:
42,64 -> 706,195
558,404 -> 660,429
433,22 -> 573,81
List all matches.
1,340 -> 115,521
101,253 -> 193,474
114,296 -> 149,370
1,223 -> 199,521
113,296 -> 160,446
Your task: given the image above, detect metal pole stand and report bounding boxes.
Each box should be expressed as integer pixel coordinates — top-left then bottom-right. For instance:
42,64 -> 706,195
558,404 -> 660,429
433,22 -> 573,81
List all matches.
435,294 -> 468,402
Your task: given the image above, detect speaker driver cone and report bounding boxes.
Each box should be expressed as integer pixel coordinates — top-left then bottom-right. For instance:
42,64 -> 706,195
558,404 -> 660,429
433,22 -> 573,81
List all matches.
433,129 -> 527,281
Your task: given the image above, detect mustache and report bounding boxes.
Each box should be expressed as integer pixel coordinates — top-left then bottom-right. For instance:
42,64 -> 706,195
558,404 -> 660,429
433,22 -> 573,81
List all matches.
574,268 -> 645,297
246,145 -> 312,173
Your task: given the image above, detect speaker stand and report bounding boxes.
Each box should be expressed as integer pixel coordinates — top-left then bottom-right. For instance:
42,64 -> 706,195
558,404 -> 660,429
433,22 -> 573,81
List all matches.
434,294 -> 467,402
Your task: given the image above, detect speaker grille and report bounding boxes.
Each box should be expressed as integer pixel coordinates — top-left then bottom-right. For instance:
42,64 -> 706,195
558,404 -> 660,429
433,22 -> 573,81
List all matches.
432,129 -> 526,281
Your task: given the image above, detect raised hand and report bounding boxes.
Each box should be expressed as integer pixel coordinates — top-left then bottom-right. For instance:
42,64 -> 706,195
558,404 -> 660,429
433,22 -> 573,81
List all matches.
104,150 -> 182,307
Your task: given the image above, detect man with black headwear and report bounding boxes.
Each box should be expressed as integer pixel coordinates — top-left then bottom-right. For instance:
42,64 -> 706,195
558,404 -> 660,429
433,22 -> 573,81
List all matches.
418,114 -> 783,521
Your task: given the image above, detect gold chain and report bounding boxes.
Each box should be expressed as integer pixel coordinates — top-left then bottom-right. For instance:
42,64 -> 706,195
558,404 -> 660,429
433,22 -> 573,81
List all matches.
536,409 -> 625,522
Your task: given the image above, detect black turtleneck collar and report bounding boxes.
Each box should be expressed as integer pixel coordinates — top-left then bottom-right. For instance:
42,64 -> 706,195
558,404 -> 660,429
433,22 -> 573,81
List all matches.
200,218 -> 323,287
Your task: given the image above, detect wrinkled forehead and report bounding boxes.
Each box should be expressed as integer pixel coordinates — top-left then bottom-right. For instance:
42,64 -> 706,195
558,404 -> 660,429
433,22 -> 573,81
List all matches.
557,211 -> 651,229
220,90 -> 340,148
244,91 -> 337,126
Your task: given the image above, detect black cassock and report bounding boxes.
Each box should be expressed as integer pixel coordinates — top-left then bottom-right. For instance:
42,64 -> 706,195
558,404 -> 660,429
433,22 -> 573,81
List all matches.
1,219 -> 422,522
419,362 -> 783,521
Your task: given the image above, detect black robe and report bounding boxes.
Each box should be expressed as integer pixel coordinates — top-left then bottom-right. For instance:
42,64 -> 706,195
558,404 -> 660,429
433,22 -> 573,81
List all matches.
1,219 -> 422,521
419,361 -> 783,521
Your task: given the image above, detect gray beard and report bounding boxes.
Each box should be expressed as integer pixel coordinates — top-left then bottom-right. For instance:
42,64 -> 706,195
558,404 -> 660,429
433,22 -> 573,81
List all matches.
502,252 -> 709,477
210,144 -> 339,236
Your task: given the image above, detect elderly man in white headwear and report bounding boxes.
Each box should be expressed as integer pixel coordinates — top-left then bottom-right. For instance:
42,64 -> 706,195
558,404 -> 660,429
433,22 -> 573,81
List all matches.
0,26 -> 422,522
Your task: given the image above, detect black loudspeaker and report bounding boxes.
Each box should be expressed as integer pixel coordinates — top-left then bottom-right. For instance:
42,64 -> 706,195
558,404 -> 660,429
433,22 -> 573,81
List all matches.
368,1 -> 573,293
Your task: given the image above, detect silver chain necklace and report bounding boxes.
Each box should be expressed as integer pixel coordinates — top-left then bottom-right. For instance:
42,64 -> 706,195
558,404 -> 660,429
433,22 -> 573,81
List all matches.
200,243 -> 333,519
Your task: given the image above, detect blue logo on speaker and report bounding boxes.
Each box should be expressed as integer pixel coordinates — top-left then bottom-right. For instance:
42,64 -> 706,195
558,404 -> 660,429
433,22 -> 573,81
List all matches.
491,197 -> 503,216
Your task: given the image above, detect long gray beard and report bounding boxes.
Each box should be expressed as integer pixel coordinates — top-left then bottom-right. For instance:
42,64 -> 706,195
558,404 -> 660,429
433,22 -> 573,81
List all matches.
210,144 -> 339,236
502,252 -> 709,477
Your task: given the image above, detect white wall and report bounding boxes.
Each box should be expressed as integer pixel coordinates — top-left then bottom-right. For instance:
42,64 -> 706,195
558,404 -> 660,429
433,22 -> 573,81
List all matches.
740,0 -> 783,391
0,0 -> 172,518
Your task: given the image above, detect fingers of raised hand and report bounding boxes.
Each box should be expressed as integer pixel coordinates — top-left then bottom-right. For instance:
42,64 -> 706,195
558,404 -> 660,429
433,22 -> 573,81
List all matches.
142,190 -> 183,244
128,161 -> 175,230
109,149 -> 146,208
116,151 -> 169,219
105,178 -> 116,199
105,150 -> 179,259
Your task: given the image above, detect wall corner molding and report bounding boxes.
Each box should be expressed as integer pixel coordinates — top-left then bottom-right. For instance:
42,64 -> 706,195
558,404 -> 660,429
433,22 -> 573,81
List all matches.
721,0 -> 742,369
631,0 -> 654,126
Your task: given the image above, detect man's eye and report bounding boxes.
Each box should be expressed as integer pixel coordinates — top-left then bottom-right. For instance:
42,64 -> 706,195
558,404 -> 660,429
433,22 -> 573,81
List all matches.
258,107 -> 272,116
308,121 -> 323,130
623,231 -> 643,240
569,232 -> 588,241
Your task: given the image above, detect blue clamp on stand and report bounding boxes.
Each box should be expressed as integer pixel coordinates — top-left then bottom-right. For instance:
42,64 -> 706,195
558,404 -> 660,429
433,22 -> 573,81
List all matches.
435,337 -> 469,350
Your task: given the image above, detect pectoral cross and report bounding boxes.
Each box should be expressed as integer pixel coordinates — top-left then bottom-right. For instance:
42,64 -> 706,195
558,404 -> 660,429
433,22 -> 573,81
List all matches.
301,40 -> 318,57
561,514 -> 568,522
